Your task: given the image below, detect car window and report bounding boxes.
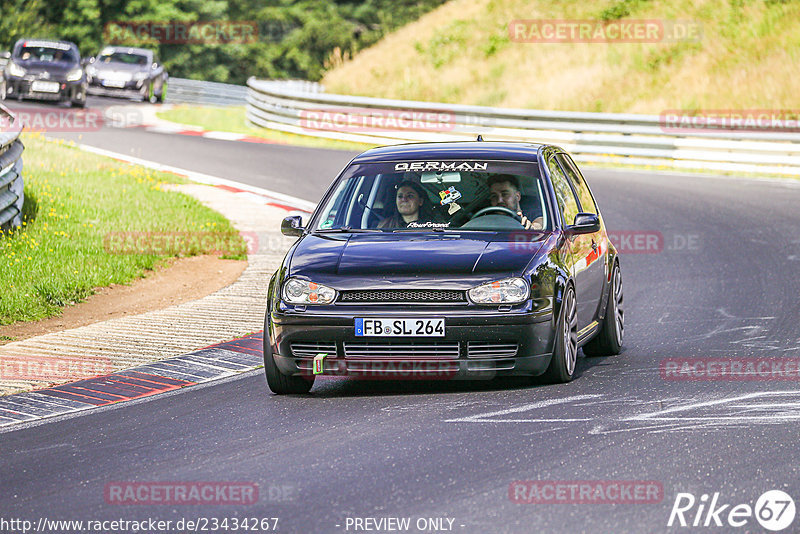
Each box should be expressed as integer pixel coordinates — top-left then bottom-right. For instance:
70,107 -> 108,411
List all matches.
99,52 -> 149,66
15,43 -> 77,63
557,154 -> 597,215
547,154 -> 580,227
312,160 -> 549,232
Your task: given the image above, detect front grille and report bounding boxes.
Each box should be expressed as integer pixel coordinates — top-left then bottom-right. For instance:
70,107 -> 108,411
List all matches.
467,342 -> 519,359
338,289 -> 466,304
291,342 -> 337,359
343,342 -> 460,360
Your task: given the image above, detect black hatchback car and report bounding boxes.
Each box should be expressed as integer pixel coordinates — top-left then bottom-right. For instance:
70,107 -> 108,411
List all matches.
85,46 -> 167,103
1,39 -> 87,107
264,142 -> 623,394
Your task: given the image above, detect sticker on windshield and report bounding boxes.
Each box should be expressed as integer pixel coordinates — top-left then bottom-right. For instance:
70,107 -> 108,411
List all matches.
23,40 -> 71,50
319,219 -> 334,229
438,186 -> 462,206
395,162 -> 488,172
406,221 -> 451,229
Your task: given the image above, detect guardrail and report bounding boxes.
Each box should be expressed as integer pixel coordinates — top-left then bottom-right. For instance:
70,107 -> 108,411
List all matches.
0,104 -> 24,229
246,77 -> 800,176
165,78 -> 249,107
167,78 -> 322,107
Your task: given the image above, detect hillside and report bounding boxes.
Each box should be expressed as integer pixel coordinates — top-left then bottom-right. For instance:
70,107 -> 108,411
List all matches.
321,0 -> 800,113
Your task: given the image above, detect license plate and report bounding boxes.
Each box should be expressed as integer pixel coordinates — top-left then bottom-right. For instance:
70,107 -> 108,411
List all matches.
102,80 -> 126,88
31,81 -> 59,93
355,318 -> 445,337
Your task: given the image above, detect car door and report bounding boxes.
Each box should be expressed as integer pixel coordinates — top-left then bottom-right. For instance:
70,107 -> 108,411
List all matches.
556,153 -> 606,330
547,153 -> 593,331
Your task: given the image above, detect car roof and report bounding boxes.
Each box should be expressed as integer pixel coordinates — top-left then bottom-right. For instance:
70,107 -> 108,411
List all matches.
351,141 -> 548,163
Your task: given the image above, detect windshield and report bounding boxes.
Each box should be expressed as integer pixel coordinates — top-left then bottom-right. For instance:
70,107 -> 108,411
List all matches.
15,42 -> 77,63
98,52 -> 149,66
313,160 -> 550,232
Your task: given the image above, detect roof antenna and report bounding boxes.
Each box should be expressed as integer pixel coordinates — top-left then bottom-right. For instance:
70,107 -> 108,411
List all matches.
476,135 -> 484,141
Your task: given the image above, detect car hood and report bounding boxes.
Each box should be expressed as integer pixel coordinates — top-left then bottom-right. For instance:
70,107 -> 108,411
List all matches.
288,232 -> 547,288
93,62 -> 145,73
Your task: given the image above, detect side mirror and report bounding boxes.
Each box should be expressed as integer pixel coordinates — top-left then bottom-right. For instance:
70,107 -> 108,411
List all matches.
569,212 -> 600,234
281,215 -> 305,237
152,62 -> 158,69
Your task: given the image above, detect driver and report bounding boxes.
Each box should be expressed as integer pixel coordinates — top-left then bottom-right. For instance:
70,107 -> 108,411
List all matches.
487,174 -> 543,230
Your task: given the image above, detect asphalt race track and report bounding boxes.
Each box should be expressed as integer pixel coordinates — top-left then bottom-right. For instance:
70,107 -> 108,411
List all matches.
2,97 -> 800,533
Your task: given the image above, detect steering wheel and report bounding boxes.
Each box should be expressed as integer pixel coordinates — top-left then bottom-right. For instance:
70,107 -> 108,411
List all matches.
470,206 -> 522,222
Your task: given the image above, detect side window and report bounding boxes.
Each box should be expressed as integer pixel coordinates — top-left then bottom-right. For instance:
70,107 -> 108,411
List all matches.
557,154 -> 597,215
547,155 -> 580,226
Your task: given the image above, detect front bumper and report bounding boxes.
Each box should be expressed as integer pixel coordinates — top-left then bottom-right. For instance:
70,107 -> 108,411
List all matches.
5,76 -> 83,101
269,306 -> 556,380
87,78 -> 146,99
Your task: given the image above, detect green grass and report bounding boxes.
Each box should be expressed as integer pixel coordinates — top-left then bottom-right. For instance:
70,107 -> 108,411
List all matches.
157,105 -> 375,152
0,133 -> 246,325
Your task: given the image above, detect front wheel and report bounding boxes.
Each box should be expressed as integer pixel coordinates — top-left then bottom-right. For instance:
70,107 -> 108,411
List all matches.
542,285 -> 578,383
583,263 -> 624,356
263,320 -> 314,394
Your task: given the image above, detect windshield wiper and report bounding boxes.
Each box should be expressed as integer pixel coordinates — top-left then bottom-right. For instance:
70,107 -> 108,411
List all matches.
314,226 -> 382,233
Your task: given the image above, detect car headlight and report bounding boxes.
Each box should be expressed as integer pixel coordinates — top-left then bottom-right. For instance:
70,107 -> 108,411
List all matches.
7,62 -> 25,77
282,278 -> 336,305
133,72 -> 149,81
66,68 -> 83,82
85,65 -> 97,76
468,277 -> 529,304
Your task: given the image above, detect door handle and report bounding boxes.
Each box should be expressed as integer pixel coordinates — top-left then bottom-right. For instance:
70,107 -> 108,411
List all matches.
591,241 -> 598,251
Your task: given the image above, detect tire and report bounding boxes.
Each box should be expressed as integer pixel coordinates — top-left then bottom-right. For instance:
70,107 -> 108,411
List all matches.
263,317 -> 314,394
583,262 -> 624,357
542,285 -> 578,383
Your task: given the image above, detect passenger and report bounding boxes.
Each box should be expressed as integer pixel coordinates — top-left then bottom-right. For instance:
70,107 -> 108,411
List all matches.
487,174 -> 544,230
378,180 -> 432,229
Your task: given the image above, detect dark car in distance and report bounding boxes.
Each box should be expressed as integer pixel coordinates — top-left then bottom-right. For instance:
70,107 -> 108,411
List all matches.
264,141 -> 624,394
86,46 -> 167,103
1,39 -> 87,107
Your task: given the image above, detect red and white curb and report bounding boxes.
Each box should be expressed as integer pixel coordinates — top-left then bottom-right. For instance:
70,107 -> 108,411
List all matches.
0,333 -> 264,430
139,123 -> 281,144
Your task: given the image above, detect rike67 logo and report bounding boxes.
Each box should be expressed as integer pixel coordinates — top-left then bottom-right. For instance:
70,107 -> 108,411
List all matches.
668,490 -> 796,531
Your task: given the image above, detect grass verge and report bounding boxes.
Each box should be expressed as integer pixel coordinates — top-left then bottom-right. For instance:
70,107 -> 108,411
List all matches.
156,105 -> 375,152
321,0 -> 800,113
0,133 -> 245,325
